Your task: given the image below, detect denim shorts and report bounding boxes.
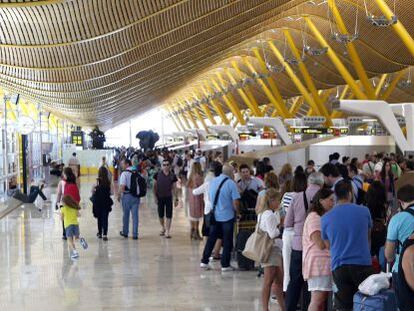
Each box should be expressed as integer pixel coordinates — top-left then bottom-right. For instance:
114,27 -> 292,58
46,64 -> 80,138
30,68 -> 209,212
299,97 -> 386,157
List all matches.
66,225 -> 80,238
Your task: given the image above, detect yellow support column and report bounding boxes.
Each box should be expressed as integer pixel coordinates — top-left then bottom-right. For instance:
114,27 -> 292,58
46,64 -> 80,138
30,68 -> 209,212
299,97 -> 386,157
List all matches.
169,112 -> 182,131
243,57 -> 290,118
212,77 -> 245,125
289,97 -> 303,116
381,71 -> 405,100
374,74 -> 388,98
268,41 -> 333,124
183,104 -> 199,129
201,103 -> 216,125
192,105 -> 209,133
174,105 -> 191,129
304,16 -> 367,100
251,49 -> 291,118
374,0 -> 414,58
166,106 -> 185,131
329,0 -> 376,98
283,29 -> 332,118
231,61 -> 263,116
201,85 -> 230,125
226,68 -> 262,116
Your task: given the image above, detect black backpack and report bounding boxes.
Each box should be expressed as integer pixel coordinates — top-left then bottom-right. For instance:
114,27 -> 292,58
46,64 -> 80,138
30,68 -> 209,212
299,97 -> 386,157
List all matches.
127,170 -> 147,198
176,156 -> 183,167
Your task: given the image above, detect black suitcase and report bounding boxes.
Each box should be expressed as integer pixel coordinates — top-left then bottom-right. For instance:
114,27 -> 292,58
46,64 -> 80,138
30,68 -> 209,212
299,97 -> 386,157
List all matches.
236,230 -> 255,270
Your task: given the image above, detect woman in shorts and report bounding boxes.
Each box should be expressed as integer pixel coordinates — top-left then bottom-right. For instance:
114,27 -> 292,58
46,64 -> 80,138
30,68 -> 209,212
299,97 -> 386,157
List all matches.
257,188 -> 285,311
302,188 -> 335,311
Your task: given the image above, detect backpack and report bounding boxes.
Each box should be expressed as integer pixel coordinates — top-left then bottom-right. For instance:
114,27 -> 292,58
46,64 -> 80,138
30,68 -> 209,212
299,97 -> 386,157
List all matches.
126,170 -> 147,198
395,208 -> 414,254
64,182 -> 80,203
176,156 -> 183,167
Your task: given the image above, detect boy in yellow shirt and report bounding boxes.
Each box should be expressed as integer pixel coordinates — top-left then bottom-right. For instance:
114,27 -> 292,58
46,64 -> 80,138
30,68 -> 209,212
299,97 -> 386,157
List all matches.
61,195 -> 82,259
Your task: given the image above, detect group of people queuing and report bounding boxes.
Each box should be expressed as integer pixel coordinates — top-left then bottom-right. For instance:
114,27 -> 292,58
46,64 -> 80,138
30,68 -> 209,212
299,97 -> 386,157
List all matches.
215,151 -> 414,311
43,145 -> 414,311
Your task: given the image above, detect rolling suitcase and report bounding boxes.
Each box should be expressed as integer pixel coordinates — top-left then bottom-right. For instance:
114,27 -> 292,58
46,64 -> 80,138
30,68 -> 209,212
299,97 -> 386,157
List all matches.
353,263 -> 397,311
353,289 -> 397,311
236,230 -> 255,270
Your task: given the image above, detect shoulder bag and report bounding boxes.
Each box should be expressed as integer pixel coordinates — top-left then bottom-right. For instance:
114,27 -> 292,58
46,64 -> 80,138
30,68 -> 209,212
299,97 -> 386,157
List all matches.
205,177 -> 228,227
242,213 -> 274,263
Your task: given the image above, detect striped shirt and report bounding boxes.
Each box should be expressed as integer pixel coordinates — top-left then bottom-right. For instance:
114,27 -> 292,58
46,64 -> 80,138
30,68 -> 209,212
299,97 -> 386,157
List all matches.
280,192 -> 295,217
302,212 -> 331,279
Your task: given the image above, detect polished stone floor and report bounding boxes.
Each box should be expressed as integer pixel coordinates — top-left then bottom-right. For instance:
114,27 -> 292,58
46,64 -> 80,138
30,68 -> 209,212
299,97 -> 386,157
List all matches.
0,177 -> 278,311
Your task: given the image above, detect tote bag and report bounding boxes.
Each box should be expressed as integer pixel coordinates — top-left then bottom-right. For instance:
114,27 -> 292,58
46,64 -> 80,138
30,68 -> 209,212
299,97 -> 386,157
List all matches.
242,213 -> 273,263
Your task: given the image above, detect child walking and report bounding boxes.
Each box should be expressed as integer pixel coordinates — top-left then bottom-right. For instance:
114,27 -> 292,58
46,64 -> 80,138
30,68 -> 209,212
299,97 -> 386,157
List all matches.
61,195 -> 84,259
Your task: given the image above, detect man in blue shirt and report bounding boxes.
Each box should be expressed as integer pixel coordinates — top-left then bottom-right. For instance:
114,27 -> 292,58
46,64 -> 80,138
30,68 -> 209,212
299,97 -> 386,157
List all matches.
385,184 -> 414,283
201,163 -> 240,272
321,180 -> 374,311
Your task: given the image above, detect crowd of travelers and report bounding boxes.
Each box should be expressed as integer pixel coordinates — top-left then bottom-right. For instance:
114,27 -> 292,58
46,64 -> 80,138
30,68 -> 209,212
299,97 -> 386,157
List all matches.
21,145 -> 414,311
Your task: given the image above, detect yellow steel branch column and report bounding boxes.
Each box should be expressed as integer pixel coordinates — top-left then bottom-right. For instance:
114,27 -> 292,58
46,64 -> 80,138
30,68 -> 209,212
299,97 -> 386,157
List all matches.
166,110 -> 181,131
329,0 -> 375,98
374,0 -> 414,58
174,105 -> 191,129
191,105 -> 209,132
231,61 -> 261,111
243,57 -> 290,118
340,85 -> 350,100
289,97 -> 303,116
251,49 -> 291,118
304,16 -> 367,100
166,106 -> 185,131
381,70 -> 405,100
184,106 -> 199,129
201,85 -> 230,125
375,74 -> 388,98
201,103 -> 216,125
226,68 -> 262,116
212,76 -> 245,125
283,29 -> 332,117
268,41 -> 333,123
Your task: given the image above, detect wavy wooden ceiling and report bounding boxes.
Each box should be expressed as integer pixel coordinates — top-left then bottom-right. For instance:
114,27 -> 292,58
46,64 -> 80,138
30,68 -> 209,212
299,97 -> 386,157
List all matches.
0,0 -> 413,128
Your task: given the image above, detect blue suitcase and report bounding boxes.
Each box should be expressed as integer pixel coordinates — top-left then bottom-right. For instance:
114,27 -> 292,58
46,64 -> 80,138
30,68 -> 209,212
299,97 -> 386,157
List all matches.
353,289 -> 398,311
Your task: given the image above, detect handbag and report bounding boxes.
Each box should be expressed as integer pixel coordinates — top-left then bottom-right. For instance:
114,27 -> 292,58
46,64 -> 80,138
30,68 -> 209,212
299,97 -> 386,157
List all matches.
205,177 -> 228,227
242,213 -> 274,263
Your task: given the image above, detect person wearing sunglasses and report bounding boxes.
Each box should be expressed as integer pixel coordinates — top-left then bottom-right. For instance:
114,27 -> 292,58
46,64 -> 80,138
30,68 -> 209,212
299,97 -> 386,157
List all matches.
153,159 -> 178,238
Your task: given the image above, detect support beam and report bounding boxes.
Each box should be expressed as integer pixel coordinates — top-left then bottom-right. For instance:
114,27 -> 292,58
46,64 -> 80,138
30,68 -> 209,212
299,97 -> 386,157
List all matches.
212,76 -> 245,125
174,104 -> 191,129
166,106 -> 185,131
192,106 -> 209,132
226,68 -> 262,116
201,85 -> 230,125
374,0 -> 414,58
328,0 -> 375,99
374,74 -> 388,99
201,103 -> 216,125
268,41 -> 332,124
251,49 -> 291,118
231,61 -> 262,116
381,70 -> 405,100
304,16 -> 368,100
289,97 -> 303,116
283,29 -> 333,117
243,57 -> 290,118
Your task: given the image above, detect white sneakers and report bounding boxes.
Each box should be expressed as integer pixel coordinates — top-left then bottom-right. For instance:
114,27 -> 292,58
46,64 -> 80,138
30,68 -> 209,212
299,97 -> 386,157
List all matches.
200,262 -> 236,272
200,262 -> 212,270
221,266 -> 235,272
71,250 -> 79,259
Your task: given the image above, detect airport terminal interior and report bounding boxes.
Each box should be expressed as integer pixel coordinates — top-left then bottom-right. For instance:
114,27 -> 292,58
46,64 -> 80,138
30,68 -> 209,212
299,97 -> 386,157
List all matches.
2,0 -> 414,310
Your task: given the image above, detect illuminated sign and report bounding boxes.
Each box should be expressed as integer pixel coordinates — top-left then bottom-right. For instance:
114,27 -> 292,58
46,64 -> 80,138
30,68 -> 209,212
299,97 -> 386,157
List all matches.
71,131 -> 84,146
293,127 -> 349,135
